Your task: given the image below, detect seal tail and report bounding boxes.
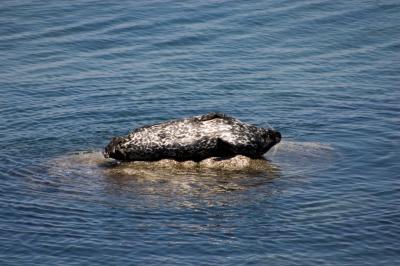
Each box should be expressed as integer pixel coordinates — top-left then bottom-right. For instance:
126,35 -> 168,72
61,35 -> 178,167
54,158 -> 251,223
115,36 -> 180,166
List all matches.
104,136 -> 127,160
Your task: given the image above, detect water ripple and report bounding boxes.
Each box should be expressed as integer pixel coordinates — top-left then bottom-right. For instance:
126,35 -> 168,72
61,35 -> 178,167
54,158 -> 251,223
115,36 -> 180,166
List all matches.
0,0 -> 399,265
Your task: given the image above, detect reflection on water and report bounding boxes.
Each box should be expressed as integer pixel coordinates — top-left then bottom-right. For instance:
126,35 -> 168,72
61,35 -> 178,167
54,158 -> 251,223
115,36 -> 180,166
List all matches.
47,151 -> 281,208
45,140 -> 333,208
106,162 -> 281,207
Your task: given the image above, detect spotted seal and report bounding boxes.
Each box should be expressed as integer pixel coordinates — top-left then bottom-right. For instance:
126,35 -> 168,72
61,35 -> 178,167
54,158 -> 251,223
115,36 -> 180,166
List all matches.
104,113 -> 281,161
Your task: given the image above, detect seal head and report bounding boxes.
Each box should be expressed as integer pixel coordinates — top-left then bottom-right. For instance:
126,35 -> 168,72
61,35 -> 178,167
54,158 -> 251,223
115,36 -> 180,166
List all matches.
105,113 -> 281,161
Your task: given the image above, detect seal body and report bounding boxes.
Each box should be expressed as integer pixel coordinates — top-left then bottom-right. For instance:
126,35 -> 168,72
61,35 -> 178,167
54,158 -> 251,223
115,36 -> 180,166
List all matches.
104,113 -> 281,161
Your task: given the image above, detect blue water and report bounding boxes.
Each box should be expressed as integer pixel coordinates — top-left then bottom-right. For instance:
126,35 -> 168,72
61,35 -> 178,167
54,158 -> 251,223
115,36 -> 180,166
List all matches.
1,0 -> 399,265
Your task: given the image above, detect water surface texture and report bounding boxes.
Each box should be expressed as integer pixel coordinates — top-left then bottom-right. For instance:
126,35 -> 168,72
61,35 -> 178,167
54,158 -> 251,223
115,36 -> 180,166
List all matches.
1,0 -> 399,265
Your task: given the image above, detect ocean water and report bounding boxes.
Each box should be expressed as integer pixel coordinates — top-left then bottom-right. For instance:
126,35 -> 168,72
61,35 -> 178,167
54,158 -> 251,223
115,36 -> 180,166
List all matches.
1,0 -> 399,265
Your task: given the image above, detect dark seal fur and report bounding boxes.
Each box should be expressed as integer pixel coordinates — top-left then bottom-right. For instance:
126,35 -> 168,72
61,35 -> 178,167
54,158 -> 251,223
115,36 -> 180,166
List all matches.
104,113 -> 281,161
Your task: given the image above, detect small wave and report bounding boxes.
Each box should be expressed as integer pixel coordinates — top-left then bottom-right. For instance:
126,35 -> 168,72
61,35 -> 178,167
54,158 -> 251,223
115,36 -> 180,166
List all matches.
266,140 -> 336,176
271,140 -> 333,153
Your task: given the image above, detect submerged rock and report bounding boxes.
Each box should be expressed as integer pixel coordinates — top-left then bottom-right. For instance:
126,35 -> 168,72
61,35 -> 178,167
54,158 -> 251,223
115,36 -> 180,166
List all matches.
117,155 -> 272,171
105,112 -> 281,162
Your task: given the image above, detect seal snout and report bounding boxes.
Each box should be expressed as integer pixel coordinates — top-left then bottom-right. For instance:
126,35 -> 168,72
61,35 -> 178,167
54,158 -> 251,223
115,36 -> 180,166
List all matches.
265,129 -> 281,144
274,131 -> 281,143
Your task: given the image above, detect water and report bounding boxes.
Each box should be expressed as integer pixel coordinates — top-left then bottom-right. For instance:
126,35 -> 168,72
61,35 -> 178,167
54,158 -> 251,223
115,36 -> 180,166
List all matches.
1,0 -> 399,265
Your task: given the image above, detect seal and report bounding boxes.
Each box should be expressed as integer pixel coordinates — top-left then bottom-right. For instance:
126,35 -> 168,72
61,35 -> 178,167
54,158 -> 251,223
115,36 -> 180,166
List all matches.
104,112 -> 281,161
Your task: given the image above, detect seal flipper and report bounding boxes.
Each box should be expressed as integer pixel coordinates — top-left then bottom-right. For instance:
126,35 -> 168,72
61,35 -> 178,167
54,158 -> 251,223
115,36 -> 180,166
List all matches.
216,138 -> 237,158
